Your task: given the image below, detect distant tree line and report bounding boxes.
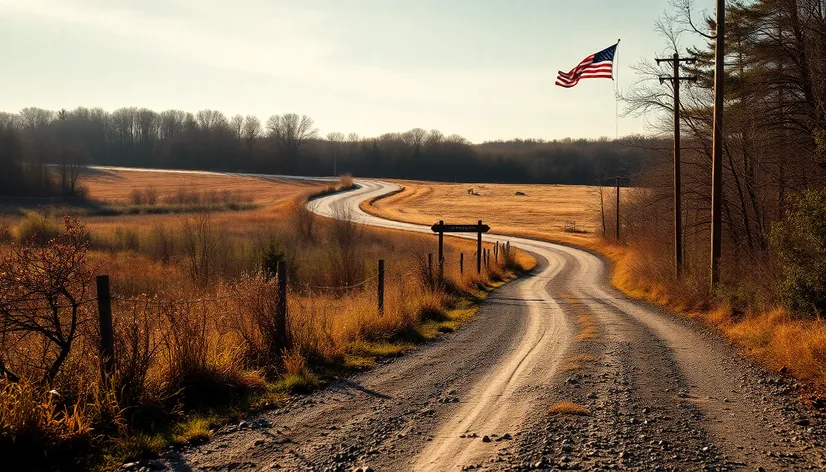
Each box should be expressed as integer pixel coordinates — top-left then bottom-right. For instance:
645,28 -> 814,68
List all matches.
0,106 -> 656,197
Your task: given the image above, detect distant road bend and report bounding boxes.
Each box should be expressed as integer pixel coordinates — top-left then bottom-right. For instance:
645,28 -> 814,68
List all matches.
167,178 -> 824,471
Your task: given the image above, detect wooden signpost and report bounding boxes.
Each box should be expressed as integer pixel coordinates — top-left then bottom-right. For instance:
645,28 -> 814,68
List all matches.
431,220 -> 491,281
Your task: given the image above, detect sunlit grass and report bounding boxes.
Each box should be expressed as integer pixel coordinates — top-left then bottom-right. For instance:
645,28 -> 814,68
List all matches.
548,401 -> 591,416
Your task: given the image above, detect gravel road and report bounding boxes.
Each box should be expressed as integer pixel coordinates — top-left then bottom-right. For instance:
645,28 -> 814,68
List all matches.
157,179 -> 825,472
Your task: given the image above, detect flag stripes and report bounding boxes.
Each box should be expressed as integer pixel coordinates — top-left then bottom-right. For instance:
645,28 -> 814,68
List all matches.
556,43 -> 617,88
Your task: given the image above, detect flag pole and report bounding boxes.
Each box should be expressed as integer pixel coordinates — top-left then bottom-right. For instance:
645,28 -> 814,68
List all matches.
614,39 -> 621,139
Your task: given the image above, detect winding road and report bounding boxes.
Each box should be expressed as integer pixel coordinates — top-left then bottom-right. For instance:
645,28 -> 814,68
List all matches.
167,179 -> 825,471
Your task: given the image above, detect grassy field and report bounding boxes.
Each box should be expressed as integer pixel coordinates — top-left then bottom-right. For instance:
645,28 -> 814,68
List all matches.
364,180 -> 826,393
82,168 -> 319,206
364,180 -> 604,246
0,170 -> 535,470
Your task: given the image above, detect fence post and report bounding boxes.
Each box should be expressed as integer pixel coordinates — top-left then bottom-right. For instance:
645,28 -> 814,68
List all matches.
495,242 -> 499,264
276,260 -> 289,351
477,220 -> 483,274
438,220 -> 444,286
428,253 -> 433,286
460,253 -> 464,276
96,275 -> 115,387
377,259 -> 385,316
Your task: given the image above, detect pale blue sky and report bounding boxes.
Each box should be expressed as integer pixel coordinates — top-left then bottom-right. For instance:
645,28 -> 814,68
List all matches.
0,0 -> 713,142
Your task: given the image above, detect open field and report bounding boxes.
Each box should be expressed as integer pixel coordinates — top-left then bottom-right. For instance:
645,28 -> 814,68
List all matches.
363,180 -> 826,394
81,167 -> 322,206
363,180 -> 605,246
0,170 -> 534,470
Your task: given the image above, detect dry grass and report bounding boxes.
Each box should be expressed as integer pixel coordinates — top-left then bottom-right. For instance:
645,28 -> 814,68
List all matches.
561,354 -> 600,372
82,168 -> 321,206
364,180 -> 826,392
363,180 -> 602,246
0,172 -> 535,469
548,401 -> 591,416
576,314 -> 598,341
604,242 -> 826,389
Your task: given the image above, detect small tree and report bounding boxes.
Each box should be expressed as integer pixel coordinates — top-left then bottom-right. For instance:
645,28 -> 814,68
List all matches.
0,218 -> 93,385
771,189 -> 826,318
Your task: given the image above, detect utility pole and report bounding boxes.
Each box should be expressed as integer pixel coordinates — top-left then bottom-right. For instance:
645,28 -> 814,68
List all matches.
710,0 -> 725,290
656,52 -> 697,279
614,176 -> 628,241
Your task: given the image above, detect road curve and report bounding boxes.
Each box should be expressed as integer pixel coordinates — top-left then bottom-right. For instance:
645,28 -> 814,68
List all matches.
168,179 -> 825,471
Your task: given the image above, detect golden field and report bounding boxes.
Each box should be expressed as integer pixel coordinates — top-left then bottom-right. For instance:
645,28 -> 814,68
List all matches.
365,180 -> 826,393
365,180 -> 604,246
0,170 -> 534,470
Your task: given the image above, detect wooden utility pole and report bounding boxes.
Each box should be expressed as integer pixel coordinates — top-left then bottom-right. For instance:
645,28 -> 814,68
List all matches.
710,0 -> 726,290
656,52 -> 697,278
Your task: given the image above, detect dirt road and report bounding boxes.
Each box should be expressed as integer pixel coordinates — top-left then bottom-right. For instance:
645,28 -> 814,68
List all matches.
165,180 -> 825,471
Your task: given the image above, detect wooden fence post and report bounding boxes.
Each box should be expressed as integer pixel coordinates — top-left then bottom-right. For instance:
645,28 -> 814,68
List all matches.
460,253 -> 464,276
96,275 -> 115,386
437,220 -> 444,286
476,220 -> 483,274
428,253 -> 433,286
495,242 -> 499,264
377,259 -> 385,315
276,260 -> 289,351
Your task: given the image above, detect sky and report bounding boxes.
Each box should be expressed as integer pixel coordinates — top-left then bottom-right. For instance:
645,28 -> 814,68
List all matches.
0,0 -> 715,143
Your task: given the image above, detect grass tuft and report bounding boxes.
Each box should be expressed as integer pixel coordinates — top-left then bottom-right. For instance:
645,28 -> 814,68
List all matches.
548,401 -> 591,416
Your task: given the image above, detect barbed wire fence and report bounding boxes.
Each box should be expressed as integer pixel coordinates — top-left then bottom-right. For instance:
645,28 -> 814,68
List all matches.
2,240 -> 513,387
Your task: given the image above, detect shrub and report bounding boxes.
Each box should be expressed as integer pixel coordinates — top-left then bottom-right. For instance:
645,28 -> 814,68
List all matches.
231,274 -> 285,372
147,223 -> 175,264
16,212 -> 62,246
0,218 -> 93,385
0,218 -> 11,243
770,189 -> 826,318
114,227 -> 141,252
0,381 -> 92,464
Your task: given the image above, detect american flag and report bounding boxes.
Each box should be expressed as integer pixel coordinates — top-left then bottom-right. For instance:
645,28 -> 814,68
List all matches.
555,43 -> 618,88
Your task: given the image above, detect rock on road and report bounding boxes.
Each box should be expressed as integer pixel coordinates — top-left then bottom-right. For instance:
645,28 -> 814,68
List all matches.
163,179 -> 825,471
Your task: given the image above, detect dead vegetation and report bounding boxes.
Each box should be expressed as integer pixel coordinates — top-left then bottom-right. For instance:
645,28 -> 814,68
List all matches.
365,179 -> 826,392
548,401 -> 591,416
0,171 -> 533,470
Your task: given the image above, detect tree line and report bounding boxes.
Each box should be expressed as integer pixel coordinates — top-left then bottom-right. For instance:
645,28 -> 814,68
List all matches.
0,106 -> 656,198
623,0 -> 826,315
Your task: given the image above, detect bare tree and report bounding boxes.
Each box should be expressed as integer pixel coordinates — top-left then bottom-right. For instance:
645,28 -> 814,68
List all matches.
266,113 -> 318,163
241,115 -> 261,158
230,114 -> 244,144
326,131 -> 344,176
196,109 -> 229,132
0,218 -> 92,385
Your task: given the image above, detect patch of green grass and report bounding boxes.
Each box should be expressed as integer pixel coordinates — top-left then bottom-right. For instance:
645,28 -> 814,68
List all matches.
349,339 -> 416,358
171,416 -> 214,445
272,370 -> 320,394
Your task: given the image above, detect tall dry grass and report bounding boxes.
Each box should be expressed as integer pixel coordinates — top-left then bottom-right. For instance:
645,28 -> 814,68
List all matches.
0,179 -> 532,469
